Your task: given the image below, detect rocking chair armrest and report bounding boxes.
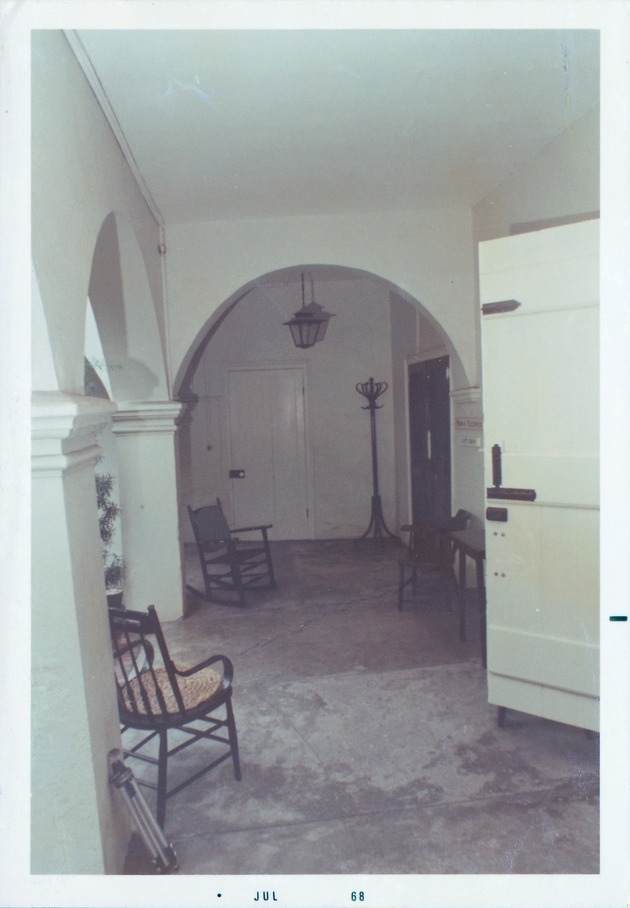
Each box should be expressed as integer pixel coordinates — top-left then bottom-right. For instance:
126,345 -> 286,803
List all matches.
230,523 -> 273,534
175,653 -> 235,686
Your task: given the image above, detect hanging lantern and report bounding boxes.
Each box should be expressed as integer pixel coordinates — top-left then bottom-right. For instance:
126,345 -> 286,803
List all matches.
283,272 -> 334,349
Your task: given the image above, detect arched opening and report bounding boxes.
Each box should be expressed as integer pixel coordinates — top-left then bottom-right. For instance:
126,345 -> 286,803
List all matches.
84,300 -> 125,600
85,211 -> 183,620
174,264 -> 465,546
88,211 -> 169,402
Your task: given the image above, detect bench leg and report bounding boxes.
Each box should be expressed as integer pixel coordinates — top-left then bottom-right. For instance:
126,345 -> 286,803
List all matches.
458,549 -> 467,642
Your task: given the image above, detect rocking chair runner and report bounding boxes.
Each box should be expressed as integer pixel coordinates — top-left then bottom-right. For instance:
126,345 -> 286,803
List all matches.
187,499 -> 276,607
109,604 -> 241,828
397,509 -> 471,611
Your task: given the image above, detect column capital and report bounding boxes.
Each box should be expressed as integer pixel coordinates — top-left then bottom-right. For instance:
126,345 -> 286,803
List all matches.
31,392 -> 116,475
112,400 -> 183,435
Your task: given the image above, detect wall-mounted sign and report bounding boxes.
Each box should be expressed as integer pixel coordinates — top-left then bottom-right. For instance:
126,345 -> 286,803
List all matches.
455,416 -> 483,431
460,435 -> 481,447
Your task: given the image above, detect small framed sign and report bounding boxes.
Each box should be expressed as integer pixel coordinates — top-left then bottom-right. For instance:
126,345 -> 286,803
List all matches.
455,416 -> 483,431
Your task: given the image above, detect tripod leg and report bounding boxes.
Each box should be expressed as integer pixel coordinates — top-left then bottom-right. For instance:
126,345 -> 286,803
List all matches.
109,749 -> 179,873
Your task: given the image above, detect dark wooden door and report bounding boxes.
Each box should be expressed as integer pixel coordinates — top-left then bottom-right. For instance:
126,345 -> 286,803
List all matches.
408,356 -> 451,522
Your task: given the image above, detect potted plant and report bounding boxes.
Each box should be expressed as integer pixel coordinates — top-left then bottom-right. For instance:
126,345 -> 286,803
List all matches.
95,469 -> 125,608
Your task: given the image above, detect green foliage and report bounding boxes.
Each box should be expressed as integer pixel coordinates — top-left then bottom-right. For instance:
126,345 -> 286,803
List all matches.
95,472 -> 120,546
104,553 -> 125,591
95,470 -> 125,589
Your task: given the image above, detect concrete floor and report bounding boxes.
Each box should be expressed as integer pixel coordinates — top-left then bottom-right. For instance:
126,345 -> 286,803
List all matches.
124,539 -> 599,875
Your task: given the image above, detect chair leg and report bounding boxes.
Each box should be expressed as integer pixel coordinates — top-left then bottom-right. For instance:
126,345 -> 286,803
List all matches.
156,729 -> 169,828
262,529 -> 276,589
199,552 -> 216,603
266,555 -> 276,589
398,563 -> 405,611
226,694 -> 242,781
445,566 -> 459,613
230,564 -> 247,607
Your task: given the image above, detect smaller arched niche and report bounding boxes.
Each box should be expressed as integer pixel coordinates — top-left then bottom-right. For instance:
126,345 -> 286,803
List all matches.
88,211 -> 169,403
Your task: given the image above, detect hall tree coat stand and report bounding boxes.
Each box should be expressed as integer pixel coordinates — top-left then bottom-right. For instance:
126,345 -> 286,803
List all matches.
356,377 -> 396,539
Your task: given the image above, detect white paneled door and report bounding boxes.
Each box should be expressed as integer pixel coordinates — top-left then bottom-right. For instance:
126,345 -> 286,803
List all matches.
479,219 -> 599,732
227,367 -> 311,540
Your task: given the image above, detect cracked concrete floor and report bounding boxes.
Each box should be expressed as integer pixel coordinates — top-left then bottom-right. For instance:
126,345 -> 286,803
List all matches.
124,539 -> 599,875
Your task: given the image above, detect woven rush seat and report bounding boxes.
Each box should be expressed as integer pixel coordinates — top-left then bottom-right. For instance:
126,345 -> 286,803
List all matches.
122,665 -> 223,716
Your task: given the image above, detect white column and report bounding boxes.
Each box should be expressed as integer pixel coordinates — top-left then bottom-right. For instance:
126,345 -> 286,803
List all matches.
174,395 -> 199,550
112,401 -> 184,621
31,392 -> 129,874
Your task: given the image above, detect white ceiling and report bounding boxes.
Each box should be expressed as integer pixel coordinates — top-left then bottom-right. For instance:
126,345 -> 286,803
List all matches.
72,28 -> 599,225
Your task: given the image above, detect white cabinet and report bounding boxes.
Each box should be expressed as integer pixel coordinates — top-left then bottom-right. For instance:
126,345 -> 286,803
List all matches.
479,219 -> 599,732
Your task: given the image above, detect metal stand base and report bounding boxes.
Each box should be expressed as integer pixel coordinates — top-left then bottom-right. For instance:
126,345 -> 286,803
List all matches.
360,494 -> 396,539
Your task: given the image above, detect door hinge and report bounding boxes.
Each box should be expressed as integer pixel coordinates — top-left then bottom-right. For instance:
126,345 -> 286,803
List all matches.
482,299 -> 522,315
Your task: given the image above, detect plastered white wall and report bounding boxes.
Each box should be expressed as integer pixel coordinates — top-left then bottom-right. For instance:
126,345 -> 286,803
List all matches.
473,106 -> 599,242
31,31 -> 165,395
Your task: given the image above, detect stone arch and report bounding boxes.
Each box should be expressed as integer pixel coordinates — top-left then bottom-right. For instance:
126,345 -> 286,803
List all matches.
88,211 -> 169,402
173,262 -> 472,543
31,263 -> 60,391
173,263 -> 466,399
86,212 -> 184,622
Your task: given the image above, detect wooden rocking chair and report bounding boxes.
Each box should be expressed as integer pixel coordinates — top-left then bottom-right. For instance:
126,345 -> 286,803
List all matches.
187,499 -> 276,607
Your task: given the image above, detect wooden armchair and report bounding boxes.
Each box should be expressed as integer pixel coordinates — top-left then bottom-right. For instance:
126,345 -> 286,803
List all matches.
397,509 -> 471,611
109,604 -> 241,828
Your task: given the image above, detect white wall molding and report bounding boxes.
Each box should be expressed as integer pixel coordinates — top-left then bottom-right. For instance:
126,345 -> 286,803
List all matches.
112,400 -> 183,435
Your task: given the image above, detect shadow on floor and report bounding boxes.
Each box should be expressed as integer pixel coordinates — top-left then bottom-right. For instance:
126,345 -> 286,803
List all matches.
123,539 -> 599,875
